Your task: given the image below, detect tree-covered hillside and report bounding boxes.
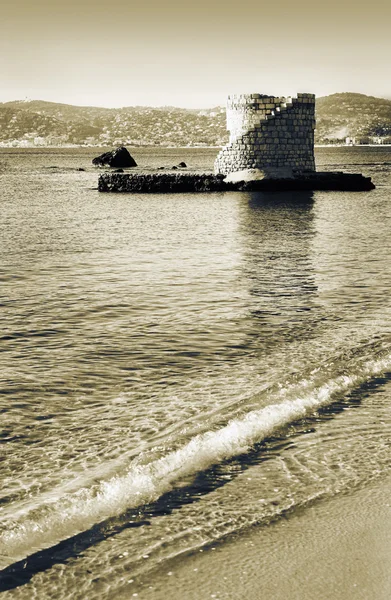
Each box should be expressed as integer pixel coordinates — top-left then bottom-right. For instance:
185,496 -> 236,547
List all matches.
316,93 -> 391,142
0,101 -> 227,147
1,93 -> 391,146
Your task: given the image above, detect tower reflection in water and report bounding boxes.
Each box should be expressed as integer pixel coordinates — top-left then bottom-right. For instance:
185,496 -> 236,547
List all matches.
236,190 -> 323,356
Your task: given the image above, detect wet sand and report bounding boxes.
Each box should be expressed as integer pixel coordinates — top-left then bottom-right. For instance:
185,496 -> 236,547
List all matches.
134,475 -> 391,600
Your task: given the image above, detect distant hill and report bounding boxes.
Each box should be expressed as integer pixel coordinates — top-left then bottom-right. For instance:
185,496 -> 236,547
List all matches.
316,93 -> 391,142
0,101 -> 227,147
0,104 -> 102,145
1,93 -> 391,147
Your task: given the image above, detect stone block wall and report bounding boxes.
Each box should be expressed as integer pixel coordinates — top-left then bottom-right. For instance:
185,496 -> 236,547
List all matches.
214,93 -> 316,177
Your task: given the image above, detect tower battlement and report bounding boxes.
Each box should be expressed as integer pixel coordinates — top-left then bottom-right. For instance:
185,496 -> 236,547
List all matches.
215,93 -> 316,178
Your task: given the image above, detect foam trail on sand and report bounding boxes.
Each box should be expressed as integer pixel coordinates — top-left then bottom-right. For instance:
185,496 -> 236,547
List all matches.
1,352 -> 391,566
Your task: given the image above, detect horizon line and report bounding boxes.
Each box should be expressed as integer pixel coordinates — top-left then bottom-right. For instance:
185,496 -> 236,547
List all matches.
1,91 -> 391,111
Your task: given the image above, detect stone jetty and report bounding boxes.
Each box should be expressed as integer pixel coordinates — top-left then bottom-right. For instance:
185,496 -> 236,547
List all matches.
98,171 -> 375,193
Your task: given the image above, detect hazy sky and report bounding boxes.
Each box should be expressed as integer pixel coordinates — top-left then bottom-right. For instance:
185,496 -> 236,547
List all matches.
1,0 -> 390,107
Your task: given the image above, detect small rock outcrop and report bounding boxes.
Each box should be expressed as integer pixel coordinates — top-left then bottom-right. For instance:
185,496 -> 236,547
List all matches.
92,147 -> 137,168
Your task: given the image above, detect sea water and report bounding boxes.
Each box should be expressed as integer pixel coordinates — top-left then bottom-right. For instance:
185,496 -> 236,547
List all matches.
0,146 -> 391,598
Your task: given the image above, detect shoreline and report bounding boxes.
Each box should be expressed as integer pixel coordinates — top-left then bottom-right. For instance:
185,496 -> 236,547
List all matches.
131,475 -> 391,600
1,144 -> 391,150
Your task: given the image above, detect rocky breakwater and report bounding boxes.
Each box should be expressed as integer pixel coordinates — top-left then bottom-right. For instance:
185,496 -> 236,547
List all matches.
99,173 -> 226,193
98,171 -> 375,193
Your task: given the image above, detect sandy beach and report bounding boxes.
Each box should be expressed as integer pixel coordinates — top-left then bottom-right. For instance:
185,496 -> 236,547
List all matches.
134,475 -> 391,600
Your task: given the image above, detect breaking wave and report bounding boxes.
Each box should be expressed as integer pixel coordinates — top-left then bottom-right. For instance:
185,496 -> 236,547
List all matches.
2,349 -> 391,566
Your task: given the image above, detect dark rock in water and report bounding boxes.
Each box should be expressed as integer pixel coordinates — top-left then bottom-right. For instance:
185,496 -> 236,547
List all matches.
177,162 -> 187,168
157,166 -> 165,170
114,168 -> 124,173
77,168 -> 85,171
92,147 -> 137,168
172,165 -> 178,170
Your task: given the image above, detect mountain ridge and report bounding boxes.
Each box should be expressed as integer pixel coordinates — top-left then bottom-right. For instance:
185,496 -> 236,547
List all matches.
1,93 -> 391,147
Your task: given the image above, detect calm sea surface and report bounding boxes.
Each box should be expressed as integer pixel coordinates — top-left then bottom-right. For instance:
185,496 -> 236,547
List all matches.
1,147 -> 391,598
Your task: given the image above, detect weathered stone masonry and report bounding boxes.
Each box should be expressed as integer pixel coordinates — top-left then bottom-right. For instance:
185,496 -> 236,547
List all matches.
215,93 -> 316,177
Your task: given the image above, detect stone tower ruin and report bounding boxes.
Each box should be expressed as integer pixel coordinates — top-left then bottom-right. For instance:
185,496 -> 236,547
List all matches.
215,93 -> 316,178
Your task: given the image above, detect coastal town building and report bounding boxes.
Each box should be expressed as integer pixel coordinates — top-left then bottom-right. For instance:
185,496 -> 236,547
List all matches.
215,93 -> 316,177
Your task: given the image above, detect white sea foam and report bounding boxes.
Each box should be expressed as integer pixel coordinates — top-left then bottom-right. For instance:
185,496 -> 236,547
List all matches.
1,352 -> 391,567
